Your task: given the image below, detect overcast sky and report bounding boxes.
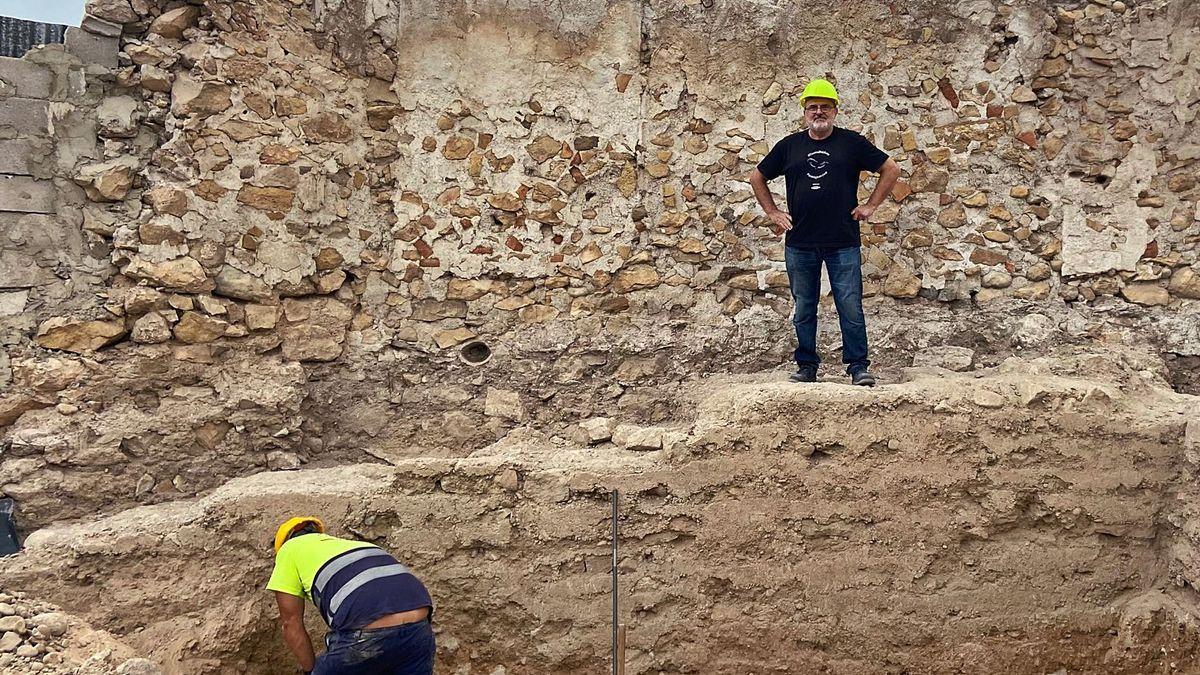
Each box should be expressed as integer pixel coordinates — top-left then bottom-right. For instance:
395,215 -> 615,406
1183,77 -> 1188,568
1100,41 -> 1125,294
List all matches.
0,0 -> 84,26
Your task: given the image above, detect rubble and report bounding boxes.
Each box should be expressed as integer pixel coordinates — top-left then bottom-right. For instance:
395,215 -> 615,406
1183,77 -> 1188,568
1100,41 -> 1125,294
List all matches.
0,590 -> 152,674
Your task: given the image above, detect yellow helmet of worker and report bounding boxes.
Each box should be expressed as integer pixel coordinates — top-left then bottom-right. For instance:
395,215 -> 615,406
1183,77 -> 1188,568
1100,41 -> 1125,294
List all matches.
273,516 -> 325,553
799,79 -> 840,107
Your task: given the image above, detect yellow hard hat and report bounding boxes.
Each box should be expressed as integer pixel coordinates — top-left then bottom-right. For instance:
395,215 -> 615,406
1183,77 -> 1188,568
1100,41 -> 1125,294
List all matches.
799,79 -> 840,106
273,517 -> 325,553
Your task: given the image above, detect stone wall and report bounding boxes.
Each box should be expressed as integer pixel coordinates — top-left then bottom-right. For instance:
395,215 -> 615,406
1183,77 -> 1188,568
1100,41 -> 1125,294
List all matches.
0,0 -> 1199,527
0,14 -> 122,407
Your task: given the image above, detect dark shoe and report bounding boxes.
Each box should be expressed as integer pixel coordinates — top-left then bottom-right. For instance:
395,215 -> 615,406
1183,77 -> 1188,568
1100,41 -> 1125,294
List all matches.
851,370 -> 876,387
789,366 -> 818,383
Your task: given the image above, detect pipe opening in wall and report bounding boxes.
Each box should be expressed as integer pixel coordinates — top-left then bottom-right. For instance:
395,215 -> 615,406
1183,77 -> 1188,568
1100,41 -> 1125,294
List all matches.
459,341 -> 492,366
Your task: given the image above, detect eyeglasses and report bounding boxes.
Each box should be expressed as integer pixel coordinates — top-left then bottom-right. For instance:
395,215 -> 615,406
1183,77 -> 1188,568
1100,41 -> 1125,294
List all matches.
805,104 -> 836,113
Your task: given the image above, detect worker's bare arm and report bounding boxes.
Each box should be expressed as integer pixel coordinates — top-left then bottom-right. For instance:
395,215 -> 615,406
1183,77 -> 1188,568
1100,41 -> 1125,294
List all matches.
852,158 -> 901,222
749,168 -> 793,231
275,591 -> 316,672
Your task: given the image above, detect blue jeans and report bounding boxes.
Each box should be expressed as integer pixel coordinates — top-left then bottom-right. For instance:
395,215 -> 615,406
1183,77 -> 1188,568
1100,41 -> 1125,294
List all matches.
313,620 -> 435,675
784,246 -> 870,374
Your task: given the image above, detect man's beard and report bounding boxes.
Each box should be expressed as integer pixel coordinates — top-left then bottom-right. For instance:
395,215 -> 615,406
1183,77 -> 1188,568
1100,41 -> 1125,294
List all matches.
810,118 -> 830,129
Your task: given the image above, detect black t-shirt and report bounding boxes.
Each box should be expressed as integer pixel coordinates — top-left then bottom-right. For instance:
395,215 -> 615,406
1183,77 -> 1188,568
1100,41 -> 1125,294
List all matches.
757,127 -> 888,249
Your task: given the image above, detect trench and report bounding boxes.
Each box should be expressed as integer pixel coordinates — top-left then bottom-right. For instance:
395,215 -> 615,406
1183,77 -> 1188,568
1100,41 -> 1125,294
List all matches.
4,357 -> 1200,674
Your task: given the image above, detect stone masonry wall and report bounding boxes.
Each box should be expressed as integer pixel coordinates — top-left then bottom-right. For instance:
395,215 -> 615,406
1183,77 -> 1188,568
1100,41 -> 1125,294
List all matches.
0,0 -> 1199,528
1,14 -> 122,411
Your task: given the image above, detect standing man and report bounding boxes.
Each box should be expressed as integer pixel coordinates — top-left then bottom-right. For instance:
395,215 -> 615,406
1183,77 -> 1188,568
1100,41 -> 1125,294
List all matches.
749,78 -> 900,386
268,516 -> 436,674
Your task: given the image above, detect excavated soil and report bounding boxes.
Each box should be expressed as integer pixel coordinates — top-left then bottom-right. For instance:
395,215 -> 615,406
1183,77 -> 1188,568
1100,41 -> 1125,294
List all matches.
3,349 -> 1200,674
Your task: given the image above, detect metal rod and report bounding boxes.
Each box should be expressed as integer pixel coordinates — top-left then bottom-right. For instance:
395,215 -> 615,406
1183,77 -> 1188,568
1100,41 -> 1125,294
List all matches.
611,488 -> 618,675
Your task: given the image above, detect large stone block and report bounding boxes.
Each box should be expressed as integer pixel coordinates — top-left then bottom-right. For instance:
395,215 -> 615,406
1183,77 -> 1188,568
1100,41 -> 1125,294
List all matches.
1061,204 -> 1151,277
0,212 -> 79,287
0,140 -> 37,175
65,27 -> 118,69
0,212 -> 76,253
123,256 -> 210,292
0,290 -> 28,317
0,98 -> 50,136
85,1 -> 138,25
80,14 -> 124,38
215,265 -> 274,302
75,157 -> 138,201
0,58 -> 52,98
170,76 -> 232,117
0,176 -> 54,213
0,251 -> 55,287
149,6 -> 200,39
36,317 -> 126,353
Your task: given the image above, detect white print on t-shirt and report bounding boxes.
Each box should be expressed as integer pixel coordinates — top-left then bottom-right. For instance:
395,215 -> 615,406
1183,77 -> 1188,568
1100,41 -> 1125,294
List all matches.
806,150 -> 829,190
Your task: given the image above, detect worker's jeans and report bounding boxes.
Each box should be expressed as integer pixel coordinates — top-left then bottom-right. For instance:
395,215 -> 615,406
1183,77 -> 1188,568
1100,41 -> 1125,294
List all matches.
784,245 -> 870,374
313,619 -> 435,675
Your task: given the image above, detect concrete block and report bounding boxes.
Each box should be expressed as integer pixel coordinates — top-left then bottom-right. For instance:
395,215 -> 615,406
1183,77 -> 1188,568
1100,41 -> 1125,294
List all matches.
0,140 -> 38,175
65,27 -> 118,69
0,175 -> 55,213
0,98 -> 50,136
0,58 -> 53,99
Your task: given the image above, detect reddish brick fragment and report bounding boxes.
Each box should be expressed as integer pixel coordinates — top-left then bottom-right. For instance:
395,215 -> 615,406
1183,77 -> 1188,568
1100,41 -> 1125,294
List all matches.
937,78 -> 959,108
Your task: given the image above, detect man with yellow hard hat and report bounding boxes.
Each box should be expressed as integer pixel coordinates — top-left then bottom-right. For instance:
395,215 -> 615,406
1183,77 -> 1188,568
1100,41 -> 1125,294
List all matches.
267,517 -> 435,674
749,78 -> 900,387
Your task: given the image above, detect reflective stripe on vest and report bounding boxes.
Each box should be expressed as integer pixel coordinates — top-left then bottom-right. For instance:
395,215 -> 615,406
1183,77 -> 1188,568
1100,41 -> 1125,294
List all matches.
312,546 -> 411,625
314,547 -> 390,596
327,564 -> 411,616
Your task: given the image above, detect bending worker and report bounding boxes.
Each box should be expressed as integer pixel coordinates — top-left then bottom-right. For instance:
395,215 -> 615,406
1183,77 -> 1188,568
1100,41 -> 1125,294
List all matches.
267,517 -> 435,674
